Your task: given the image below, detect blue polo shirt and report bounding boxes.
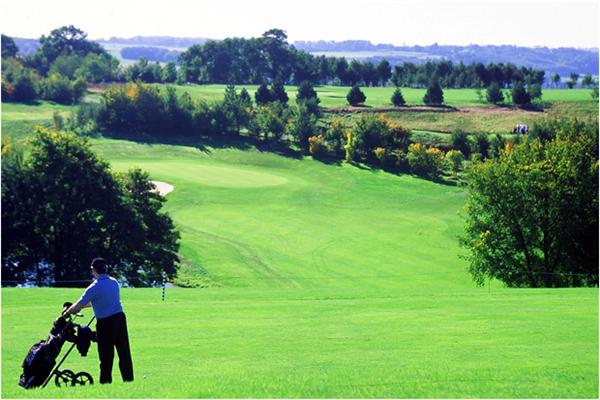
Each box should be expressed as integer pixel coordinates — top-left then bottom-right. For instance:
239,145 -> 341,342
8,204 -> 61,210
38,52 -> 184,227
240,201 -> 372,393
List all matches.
77,275 -> 123,319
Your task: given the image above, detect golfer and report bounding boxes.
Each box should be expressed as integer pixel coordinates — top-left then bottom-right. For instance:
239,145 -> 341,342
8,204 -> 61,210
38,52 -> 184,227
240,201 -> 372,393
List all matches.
63,257 -> 134,384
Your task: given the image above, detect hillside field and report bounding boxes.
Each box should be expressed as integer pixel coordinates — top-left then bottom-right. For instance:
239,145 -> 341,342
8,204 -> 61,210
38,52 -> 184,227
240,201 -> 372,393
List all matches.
1,94 -> 598,398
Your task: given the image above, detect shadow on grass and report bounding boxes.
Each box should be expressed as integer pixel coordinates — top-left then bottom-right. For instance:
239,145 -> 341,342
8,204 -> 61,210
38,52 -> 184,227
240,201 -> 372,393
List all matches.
102,132 -> 462,187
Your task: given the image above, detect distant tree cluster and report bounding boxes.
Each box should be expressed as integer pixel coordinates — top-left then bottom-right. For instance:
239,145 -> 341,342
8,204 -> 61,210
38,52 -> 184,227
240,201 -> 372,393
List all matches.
2,128 -> 180,286
2,27 -> 120,104
120,46 -> 181,63
391,61 -> 545,89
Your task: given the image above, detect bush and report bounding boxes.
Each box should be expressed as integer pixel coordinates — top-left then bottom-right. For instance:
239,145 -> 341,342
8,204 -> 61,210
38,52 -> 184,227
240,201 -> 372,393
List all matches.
451,129 -> 471,157
325,117 -> 345,156
407,143 -> 445,178
308,135 -> 327,157
346,85 -> 366,106
423,80 -> 444,105
445,149 -> 465,175
511,82 -> 531,107
391,87 -> 406,106
39,74 -> 86,104
486,83 -> 504,104
255,83 -> 272,105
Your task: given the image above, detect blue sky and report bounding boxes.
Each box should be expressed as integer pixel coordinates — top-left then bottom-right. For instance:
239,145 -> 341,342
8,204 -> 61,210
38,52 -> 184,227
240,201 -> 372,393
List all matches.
2,0 -> 598,48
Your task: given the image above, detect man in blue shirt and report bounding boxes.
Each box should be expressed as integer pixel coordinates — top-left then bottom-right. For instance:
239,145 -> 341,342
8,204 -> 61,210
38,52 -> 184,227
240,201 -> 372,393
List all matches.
63,258 -> 134,384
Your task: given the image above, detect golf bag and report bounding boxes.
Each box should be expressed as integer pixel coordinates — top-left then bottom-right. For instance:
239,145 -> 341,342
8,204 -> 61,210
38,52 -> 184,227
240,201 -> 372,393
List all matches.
19,303 -> 96,389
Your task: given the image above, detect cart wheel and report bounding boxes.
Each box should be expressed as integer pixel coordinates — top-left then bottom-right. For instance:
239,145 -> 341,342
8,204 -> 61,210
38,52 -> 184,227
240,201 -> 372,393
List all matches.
72,371 -> 94,386
54,369 -> 75,387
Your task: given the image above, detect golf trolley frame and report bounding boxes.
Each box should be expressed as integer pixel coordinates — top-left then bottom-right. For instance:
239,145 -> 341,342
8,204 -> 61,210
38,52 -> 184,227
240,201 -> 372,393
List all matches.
41,315 -> 95,388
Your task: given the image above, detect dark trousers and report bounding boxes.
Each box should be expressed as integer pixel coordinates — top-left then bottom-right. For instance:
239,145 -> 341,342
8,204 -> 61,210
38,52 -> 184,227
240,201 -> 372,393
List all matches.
96,312 -> 134,383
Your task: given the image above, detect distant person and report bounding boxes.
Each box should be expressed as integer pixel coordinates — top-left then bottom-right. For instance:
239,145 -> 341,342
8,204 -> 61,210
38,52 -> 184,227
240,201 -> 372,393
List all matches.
63,257 -> 134,384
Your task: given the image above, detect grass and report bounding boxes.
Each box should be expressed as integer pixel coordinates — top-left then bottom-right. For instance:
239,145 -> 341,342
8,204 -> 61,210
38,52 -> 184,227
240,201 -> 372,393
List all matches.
3,287 -> 598,398
2,98 -> 598,398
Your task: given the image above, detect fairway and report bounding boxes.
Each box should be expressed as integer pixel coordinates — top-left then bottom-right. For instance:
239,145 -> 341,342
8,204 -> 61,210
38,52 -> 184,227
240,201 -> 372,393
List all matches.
169,84 -> 597,108
2,287 -> 597,398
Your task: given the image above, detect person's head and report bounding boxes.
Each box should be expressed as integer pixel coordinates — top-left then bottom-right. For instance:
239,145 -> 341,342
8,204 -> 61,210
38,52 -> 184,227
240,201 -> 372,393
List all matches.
90,257 -> 107,276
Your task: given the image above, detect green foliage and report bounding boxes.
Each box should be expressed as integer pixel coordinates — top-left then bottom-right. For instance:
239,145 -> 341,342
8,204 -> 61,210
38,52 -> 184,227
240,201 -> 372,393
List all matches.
270,82 -> 289,105
288,104 -> 319,153
1,34 -> 19,59
472,132 -> 490,158
511,81 -> 531,107
423,80 -> 444,105
296,81 -> 320,115
256,102 -> 288,141
255,83 -> 272,105
391,87 -> 406,106
486,82 -> 504,104
39,73 -> 87,104
528,83 -> 542,101
451,129 -> 471,157
346,85 -> 366,106
445,149 -> 465,175
407,143 -> 445,178
308,134 -> 327,157
325,117 -> 345,156
162,62 -> 177,83
1,127 -> 179,285
462,118 -> 599,287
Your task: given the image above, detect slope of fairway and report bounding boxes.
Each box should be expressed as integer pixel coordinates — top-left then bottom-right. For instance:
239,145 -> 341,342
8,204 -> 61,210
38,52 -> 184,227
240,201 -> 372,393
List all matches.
91,138 -> 470,289
2,288 -> 597,398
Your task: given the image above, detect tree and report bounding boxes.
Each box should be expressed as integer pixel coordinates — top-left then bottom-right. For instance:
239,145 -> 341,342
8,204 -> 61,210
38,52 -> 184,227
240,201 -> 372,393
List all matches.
462,118 -> 598,287
527,84 -> 542,102
31,25 -> 108,75
423,80 -> 444,105
346,85 -> 366,106
296,81 -> 320,115
288,104 -> 319,153
511,81 -> 531,107
376,59 -> 392,86
551,73 -> 561,88
472,132 -> 490,159
255,83 -> 272,105
223,85 -> 249,135
391,87 -> 406,107
581,74 -> 594,87
270,82 -> 289,105
1,127 -> 180,286
445,150 -> 465,176
568,72 -> 579,89
451,129 -> 471,158
486,82 -> 504,104
162,62 -> 177,83
2,34 -> 19,58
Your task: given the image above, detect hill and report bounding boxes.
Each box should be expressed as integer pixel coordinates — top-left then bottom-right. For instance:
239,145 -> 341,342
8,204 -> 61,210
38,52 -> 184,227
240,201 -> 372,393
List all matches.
295,40 -> 599,76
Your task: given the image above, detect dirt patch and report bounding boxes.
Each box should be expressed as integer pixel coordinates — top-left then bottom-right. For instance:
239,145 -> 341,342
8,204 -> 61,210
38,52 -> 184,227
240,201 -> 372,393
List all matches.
324,105 -> 457,114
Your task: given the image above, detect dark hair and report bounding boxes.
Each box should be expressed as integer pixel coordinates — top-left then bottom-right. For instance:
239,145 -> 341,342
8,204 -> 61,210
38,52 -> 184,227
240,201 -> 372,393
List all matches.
91,257 -> 107,274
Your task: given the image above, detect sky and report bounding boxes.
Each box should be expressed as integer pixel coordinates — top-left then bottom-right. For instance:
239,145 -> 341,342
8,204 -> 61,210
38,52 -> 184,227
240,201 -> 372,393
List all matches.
1,0 -> 598,48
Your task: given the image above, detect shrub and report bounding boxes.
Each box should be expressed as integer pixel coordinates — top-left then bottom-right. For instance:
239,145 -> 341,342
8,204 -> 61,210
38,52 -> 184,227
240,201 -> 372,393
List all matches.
486,82 -> 504,104
391,87 -> 406,106
407,143 -> 445,178
511,82 -> 531,107
346,85 -> 366,106
423,80 -> 444,105
308,135 -> 327,157
451,129 -> 471,157
445,149 -> 465,175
